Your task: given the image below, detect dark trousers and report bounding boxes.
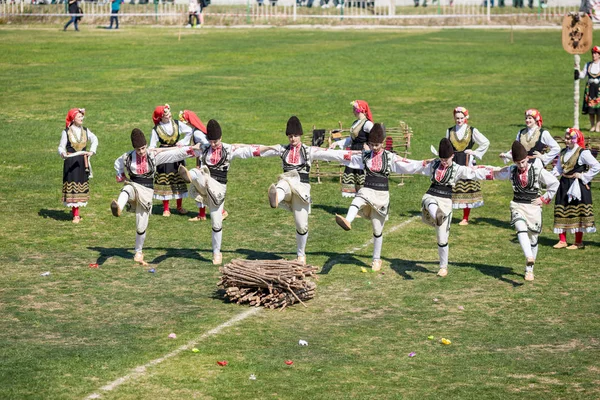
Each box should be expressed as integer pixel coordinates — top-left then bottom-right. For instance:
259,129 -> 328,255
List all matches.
63,16 -> 78,31
188,13 -> 199,25
109,10 -> 119,28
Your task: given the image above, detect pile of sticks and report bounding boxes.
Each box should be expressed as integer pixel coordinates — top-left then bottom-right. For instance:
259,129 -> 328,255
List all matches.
218,259 -> 318,309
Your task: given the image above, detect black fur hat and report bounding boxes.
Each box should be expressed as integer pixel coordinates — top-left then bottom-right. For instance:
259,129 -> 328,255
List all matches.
368,123 -> 386,144
511,140 -> 528,162
438,138 -> 454,159
286,116 -> 303,136
206,119 -> 222,141
131,128 -> 147,149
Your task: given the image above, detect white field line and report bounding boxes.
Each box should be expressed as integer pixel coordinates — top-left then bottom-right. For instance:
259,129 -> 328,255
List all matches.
84,307 -> 261,399
84,215 -> 418,399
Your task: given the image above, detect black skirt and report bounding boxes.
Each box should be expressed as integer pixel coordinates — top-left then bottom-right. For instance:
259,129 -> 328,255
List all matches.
62,155 -> 89,206
553,176 -> 595,232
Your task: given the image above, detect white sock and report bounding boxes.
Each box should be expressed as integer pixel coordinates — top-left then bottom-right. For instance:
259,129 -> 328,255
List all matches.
135,232 -> 146,253
117,190 -> 129,210
373,234 -> 383,260
438,244 -> 449,268
517,232 -> 533,259
346,204 -> 359,223
296,232 -> 308,257
212,229 -> 222,254
276,187 -> 286,206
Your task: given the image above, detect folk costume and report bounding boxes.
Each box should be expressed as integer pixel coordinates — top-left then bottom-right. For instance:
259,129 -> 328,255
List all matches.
149,104 -> 193,216
408,138 -> 494,277
551,128 -> 600,249
58,108 -> 98,223
500,109 -> 560,167
179,110 -> 214,222
261,116 -> 355,265
446,107 -> 490,225
577,46 -> 600,131
492,141 -> 559,281
179,120 -> 259,265
331,100 -> 374,197
111,129 -> 198,266
334,123 -> 422,271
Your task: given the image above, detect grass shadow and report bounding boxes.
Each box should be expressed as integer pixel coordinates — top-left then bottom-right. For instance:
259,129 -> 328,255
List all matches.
312,203 -> 352,217
318,251 -> 370,274
454,261 -> 524,287
387,258 -> 437,279
470,216 -> 512,230
234,248 -> 295,261
87,246 -> 211,265
38,208 -> 72,221
87,246 -> 135,265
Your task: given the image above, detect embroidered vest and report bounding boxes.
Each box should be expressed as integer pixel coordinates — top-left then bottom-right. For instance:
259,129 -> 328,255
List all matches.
201,145 -> 230,184
426,160 -> 456,199
518,128 -> 546,161
560,147 -> 588,175
155,120 -> 180,147
125,151 -> 156,188
349,118 -> 368,150
448,125 -> 474,166
510,162 -> 541,203
363,150 -> 390,191
282,144 -> 310,183
65,126 -> 88,153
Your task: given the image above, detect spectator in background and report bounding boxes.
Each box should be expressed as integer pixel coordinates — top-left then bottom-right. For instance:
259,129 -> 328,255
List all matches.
108,0 -> 120,29
63,0 -> 79,31
186,0 -> 201,28
576,46 -> 600,132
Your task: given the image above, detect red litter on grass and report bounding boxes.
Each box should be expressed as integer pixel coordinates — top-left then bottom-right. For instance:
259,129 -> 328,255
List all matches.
285,360 -> 294,365
89,263 -> 99,268
217,361 -> 228,366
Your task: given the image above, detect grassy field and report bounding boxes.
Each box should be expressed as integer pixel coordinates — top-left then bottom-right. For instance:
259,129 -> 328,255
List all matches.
0,27 -> 599,399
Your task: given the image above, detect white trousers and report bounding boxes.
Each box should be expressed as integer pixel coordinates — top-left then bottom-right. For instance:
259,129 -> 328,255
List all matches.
276,180 -> 309,256
346,196 -> 386,260
118,186 -> 150,254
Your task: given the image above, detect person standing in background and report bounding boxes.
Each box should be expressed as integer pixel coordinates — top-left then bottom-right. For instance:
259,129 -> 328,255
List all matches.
108,0 -> 120,29
63,0 -> 80,31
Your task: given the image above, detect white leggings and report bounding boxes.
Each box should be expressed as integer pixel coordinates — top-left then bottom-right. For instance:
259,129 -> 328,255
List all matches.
276,180 -> 309,256
118,186 -> 150,254
426,201 -> 451,268
345,196 -> 385,260
514,220 -> 539,261
189,168 -> 225,255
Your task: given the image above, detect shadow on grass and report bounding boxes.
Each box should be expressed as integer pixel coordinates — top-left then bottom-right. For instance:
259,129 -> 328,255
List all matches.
454,261 -> 524,287
312,203 -> 352,217
150,205 -> 196,218
87,246 -> 212,265
38,208 -> 72,221
386,258 -> 437,279
467,216 -> 512,230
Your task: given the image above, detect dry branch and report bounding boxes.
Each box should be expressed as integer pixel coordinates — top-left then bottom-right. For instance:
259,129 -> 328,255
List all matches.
218,259 -> 318,309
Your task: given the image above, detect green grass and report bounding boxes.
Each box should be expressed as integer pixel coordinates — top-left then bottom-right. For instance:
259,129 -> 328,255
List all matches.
0,27 -> 599,400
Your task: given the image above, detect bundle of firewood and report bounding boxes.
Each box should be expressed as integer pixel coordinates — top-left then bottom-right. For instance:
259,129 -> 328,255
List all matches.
218,259 -> 318,309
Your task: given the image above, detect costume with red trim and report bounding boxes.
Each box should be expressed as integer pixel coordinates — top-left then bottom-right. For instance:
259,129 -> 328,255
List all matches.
149,104 -> 194,202
551,128 -> 600,245
57,108 -> 98,219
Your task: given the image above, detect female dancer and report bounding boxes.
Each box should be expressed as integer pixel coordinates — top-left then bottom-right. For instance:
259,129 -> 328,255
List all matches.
150,104 -> 193,216
330,100 -> 374,197
492,141 -> 559,281
58,108 -> 98,223
178,120 -> 259,265
576,46 -> 600,132
499,109 -> 560,167
551,128 -> 600,249
445,106 -> 489,225
111,129 -> 200,266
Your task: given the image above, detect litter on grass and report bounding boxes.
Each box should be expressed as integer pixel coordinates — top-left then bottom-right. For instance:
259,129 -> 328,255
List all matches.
40,271 -> 50,276
192,348 -> 199,353
217,360 -> 228,366
249,374 -> 257,380
408,352 -> 416,357
298,340 -> 308,346
285,360 -> 294,365
168,333 -> 177,339
441,338 -> 452,345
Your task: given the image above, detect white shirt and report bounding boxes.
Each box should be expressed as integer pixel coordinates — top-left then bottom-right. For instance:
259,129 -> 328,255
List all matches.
551,145 -> 600,185
149,120 -> 193,149
445,124 -> 490,162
